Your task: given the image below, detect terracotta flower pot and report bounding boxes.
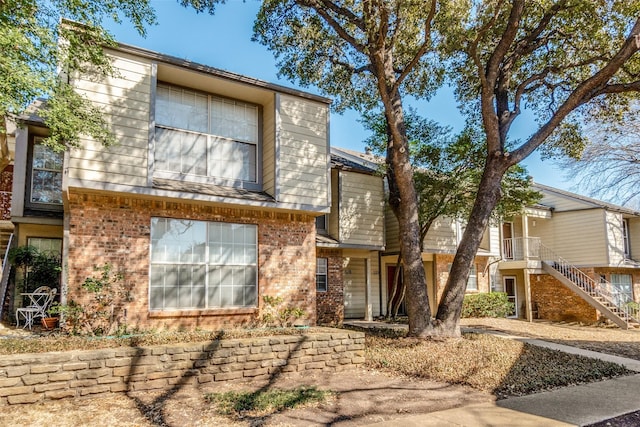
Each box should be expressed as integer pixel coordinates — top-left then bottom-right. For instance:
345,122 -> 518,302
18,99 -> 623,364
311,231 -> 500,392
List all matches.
41,317 -> 59,330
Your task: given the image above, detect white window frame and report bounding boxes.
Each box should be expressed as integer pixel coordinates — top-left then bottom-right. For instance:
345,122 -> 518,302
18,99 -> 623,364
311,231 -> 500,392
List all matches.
610,273 -> 633,307
29,137 -> 63,207
466,264 -> 478,291
316,258 -> 328,292
623,219 -> 630,258
149,218 -> 258,311
154,83 -> 262,191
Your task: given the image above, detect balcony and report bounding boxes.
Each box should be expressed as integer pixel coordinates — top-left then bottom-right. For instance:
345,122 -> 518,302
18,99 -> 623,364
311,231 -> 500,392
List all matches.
501,237 -> 542,269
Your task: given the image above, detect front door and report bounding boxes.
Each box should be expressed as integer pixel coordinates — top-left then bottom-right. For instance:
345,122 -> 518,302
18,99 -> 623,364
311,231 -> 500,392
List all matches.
504,276 -> 518,318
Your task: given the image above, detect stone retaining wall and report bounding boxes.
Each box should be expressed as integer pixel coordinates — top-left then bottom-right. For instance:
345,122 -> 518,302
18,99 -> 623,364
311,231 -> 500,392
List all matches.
0,330 -> 365,405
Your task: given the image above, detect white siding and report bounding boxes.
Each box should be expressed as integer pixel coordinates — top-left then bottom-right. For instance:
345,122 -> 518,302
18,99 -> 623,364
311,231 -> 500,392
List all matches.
276,94 -> 329,207
342,251 -> 381,318
68,51 -> 152,187
339,171 -> 384,247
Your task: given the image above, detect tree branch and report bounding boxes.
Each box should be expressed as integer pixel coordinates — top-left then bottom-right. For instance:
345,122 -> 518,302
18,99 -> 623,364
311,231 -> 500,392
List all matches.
393,0 -> 436,91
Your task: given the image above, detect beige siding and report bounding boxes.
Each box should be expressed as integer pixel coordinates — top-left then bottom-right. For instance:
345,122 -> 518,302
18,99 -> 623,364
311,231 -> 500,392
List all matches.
328,169 -> 340,238
386,213 -> 458,254
545,210 -> 608,265
605,211 -> 626,265
262,95 -> 276,197
68,50 -> 152,187
423,217 -> 458,252
629,217 -> 640,260
343,251 -> 381,318
538,190 -> 595,212
338,171 -> 384,247
384,204 -> 399,253
276,94 -> 328,207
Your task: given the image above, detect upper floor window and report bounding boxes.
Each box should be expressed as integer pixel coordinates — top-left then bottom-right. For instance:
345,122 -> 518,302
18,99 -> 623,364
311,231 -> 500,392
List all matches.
29,138 -> 63,206
154,83 -> 260,189
623,219 -> 630,258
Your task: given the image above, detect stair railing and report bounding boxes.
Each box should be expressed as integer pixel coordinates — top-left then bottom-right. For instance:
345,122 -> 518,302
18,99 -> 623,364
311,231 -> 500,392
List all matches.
0,233 -> 14,320
537,242 -> 638,325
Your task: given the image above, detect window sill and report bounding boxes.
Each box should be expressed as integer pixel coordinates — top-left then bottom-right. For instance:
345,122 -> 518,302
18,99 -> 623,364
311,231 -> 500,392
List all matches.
148,308 -> 258,318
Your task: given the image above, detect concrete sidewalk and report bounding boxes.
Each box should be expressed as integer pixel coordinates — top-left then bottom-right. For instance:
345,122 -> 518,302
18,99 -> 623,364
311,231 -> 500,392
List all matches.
345,321 -> 640,426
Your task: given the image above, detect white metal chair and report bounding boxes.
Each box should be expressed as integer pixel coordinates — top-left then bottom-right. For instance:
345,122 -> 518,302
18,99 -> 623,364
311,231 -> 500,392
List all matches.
16,286 -> 57,329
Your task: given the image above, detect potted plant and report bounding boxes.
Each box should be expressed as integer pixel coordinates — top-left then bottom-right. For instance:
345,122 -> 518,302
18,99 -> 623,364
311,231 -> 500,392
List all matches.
41,315 -> 58,330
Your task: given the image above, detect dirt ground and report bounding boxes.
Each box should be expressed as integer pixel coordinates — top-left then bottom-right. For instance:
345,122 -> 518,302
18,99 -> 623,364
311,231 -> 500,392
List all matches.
460,318 -> 640,361
2,318 -> 639,427
0,368 -> 491,427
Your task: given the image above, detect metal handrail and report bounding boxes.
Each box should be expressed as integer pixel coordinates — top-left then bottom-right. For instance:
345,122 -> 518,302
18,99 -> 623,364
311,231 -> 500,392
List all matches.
537,242 -> 638,325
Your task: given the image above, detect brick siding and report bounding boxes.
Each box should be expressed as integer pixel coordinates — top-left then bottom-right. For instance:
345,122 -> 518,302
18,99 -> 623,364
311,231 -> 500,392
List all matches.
531,274 -> 598,323
66,191 -> 317,329
315,248 -> 344,325
0,330 -> 365,405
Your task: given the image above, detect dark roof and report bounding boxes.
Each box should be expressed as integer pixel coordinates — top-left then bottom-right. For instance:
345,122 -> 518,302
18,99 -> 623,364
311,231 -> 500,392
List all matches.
330,152 -> 378,174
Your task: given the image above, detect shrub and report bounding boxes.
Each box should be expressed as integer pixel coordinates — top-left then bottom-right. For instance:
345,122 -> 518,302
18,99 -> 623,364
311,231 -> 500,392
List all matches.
462,292 -> 514,318
260,295 -> 305,327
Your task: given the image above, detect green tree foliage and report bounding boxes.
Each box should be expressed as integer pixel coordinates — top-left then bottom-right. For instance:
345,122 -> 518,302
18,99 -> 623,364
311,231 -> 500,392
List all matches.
432,1 -> 640,336
363,110 -> 540,246
0,0 -> 156,168
182,1 -> 640,337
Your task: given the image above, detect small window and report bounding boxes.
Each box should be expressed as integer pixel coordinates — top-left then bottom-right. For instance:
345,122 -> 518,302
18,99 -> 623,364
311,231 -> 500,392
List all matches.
29,138 -> 63,206
315,215 -> 327,233
623,219 -> 630,258
316,258 -> 328,292
466,264 -> 478,291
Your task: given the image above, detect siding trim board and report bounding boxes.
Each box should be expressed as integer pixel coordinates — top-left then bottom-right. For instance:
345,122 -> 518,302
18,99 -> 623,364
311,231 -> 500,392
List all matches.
147,62 -> 157,188
65,181 -> 330,214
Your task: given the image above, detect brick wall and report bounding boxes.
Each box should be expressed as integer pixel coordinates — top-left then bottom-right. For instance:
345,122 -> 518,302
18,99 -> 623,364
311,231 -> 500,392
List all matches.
0,330 -> 365,405
433,254 -> 491,303
0,165 -> 12,220
316,248 -> 344,325
531,274 -> 598,323
66,191 -> 317,330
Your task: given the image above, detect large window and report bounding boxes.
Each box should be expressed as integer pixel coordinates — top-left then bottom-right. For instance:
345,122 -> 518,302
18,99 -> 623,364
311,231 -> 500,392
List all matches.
316,258 -> 328,292
150,218 -> 257,310
30,137 -> 63,205
154,83 -> 259,188
610,274 -> 633,307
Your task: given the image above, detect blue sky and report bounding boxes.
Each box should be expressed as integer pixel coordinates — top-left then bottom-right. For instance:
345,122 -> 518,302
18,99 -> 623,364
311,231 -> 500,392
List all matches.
105,0 -> 572,191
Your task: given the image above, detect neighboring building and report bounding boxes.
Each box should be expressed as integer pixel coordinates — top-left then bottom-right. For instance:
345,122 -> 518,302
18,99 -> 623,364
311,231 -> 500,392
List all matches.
4,41 -> 332,329
497,183 -> 640,328
324,147 -> 501,320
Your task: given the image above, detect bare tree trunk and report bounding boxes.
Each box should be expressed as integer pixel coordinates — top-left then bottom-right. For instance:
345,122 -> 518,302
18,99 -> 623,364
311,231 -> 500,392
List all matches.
392,280 -> 406,319
429,156 -> 509,336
